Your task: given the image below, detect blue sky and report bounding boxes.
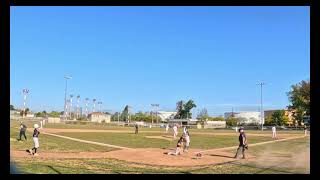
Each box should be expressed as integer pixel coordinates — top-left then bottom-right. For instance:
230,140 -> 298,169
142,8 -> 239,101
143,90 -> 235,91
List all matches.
10,6 -> 310,116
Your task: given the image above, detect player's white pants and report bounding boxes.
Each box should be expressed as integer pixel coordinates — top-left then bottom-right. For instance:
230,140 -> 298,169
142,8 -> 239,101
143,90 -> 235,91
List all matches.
33,137 -> 40,148
173,131 -> 178,139
305,130 -> 307,136
168,147 -> 182,155
272,131 -> 277,138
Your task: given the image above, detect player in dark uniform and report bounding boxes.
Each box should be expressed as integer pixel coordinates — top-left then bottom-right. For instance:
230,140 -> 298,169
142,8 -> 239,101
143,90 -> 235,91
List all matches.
234,127 -> 247,159
18,121 -> 27,141
135,124 -> 139,134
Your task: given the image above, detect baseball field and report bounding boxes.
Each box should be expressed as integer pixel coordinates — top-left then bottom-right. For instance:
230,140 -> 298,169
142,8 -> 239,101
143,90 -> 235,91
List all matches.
10,120 -> 310,174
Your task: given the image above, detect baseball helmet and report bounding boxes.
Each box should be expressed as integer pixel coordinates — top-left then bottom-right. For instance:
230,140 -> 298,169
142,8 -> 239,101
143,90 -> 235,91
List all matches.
34,124 -> 39,129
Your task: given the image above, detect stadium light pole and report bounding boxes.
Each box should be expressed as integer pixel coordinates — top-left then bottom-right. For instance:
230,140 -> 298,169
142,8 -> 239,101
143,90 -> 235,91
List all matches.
98,101 -> 102,112
93,99 -> 96,113
22,88 -> 29,118
76,95 -> 80,119
70,94 -> 73,119
257,82 -> 266,131
85,98 -> 89,119
63,75 -> 72,120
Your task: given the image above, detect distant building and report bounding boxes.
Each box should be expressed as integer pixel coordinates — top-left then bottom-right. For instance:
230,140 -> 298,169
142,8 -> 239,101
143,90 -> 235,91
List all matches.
157,111 -> 177,122
167,118 -> 198,125
88,112 -> 111,123
224,111 -> 261,125
47,117 -> 61,123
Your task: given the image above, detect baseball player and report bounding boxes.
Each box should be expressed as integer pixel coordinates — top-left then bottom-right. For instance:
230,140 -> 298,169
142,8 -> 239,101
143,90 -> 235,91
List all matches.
134,123 -> 139,134
173,124 -> 178,139
234,127 -> 247,159
168,136 -> 184,156
272,125 -> 277,139
29,124 -> 40,156
304,125 -> 308,136
18,121 -> 27,141
183,130 -> 190,153
166,124 -> 169,133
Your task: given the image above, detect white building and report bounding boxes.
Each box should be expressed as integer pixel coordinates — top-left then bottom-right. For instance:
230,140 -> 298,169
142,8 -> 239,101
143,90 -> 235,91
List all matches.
88,112 -> 111,123
224,111 -> 261,125
157,111 -> 177,122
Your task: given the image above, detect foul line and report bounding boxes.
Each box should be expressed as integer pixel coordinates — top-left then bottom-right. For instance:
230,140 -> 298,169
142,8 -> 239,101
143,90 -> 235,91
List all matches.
43,132 -> 133,150
195,135 -> 307,154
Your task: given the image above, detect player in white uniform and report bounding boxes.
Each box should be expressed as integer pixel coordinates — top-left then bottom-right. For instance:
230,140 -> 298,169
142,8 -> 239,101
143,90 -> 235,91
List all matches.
272,125 -> 277,139
166,124 -> 169,133
181,126 -> 190,152
173,124 -> 178,139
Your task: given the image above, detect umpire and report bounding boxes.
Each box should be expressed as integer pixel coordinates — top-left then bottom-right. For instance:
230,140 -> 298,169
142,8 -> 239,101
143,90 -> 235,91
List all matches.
234,127 -> 247,159
18,121 -> 27,141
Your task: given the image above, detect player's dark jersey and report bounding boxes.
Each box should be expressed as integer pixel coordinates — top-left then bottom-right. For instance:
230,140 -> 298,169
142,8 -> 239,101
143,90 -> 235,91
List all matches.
33,129 -> 40,137
20,124 -> 27,132
239,133 -> 246,146
177,138 -> 183,147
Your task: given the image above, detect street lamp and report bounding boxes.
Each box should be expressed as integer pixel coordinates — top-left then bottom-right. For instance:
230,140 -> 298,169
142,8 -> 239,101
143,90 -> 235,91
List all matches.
64,75 -> 72,120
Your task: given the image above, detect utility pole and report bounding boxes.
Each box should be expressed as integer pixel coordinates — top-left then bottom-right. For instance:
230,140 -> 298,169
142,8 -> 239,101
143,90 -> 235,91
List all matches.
63,75 -> 72,120
257,82 -> 266,131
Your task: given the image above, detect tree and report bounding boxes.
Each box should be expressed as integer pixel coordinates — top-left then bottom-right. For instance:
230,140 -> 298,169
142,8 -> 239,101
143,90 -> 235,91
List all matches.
10,105 -> 15,110
197,108 -> 209,121
226,117 -> 237,126
291,108 -> 304,126
120,105 -> 129,122
208,117 -> 224,121
49,111 -> 60,118
237,117 -> 248,126
174,99 -> 197,119
264,115 -> 273,125
111,112 -> 120,121
287,80 -> 310,125
270,110 -> 289,126
174,100 -> 184,119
